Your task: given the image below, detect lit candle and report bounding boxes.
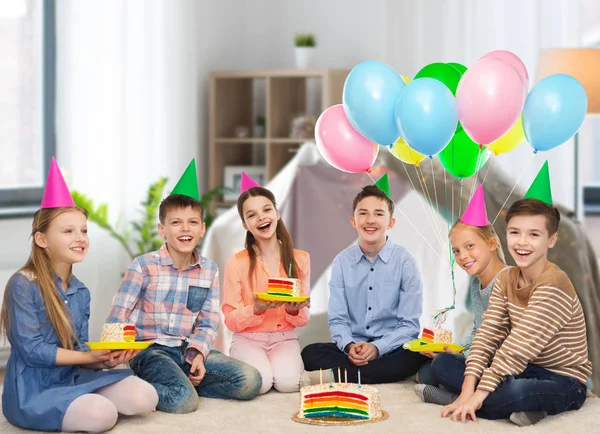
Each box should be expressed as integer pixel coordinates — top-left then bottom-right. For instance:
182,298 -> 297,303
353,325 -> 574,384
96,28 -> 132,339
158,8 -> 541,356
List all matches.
338,367 -> 341,385
344,368 -> 348,384
319,368 -> 322,385
358,368 -> 362,388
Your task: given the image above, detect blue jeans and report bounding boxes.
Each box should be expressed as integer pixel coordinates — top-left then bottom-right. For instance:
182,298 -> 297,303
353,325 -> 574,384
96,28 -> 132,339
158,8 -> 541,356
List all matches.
431,352 -> 587,420
130,343 -> 262,413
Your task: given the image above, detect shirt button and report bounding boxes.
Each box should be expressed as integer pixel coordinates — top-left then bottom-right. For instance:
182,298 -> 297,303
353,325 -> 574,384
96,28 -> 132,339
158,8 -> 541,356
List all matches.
366,326 -> 370,330
370,268 -> 374,271
369,287 -> 373,290
368,307 -> 372,311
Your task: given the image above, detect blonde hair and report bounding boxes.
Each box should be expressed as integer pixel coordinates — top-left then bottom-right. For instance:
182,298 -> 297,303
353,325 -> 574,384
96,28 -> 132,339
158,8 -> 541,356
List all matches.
0,207 -> 88,350
449,220 -> 506,264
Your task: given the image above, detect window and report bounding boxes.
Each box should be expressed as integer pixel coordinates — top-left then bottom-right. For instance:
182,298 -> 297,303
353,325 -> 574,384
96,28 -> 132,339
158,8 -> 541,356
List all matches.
0,0 -> 55,216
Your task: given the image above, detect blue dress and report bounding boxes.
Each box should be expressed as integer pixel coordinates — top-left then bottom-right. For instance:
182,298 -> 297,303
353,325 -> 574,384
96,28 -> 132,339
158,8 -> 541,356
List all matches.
2,271 -> 133,431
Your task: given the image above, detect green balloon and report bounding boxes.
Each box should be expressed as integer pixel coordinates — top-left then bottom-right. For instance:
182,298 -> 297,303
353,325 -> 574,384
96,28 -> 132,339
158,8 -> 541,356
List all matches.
447,62 -> 468,76
439,129 -> 490,179
414,62 -> 462,95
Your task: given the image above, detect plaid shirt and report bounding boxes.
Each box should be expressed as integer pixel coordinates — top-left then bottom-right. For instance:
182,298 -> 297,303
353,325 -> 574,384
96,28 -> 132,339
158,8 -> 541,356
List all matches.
107,244 -> 219,364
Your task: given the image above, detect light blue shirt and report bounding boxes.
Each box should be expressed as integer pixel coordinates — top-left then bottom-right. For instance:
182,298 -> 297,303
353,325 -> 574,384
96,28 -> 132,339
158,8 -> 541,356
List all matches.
328,238 -> 423,356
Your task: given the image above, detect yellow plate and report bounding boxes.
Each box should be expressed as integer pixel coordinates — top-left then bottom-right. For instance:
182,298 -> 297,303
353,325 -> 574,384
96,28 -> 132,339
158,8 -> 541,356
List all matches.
254,292 -> 309,303
403,339 -> 464,353
86,342 -> 153,350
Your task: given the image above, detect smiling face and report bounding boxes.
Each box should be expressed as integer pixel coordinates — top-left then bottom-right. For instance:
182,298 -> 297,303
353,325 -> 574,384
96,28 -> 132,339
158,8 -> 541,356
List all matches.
351,196 -> 395,247
34,209 -> 89,267
158,206 -> 205,256
241,195 -> 280,242
506,214 -> 557,271
450,227 -> 496,276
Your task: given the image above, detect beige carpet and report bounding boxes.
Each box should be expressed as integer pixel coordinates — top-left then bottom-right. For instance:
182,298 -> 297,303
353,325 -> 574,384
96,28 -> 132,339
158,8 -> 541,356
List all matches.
1,382 -> 598,433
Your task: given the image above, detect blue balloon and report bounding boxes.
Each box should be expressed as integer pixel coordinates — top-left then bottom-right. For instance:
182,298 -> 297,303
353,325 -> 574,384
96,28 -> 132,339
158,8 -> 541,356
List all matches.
394,78 -> 458,157
523,74 -> 587,152
343,61 -> 405,146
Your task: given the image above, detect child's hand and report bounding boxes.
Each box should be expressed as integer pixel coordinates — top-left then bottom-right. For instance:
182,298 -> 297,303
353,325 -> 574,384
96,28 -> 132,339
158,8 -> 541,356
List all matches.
188,353 -> 206,387
103,349 -> 140,368
422,351 -> 437,359
253,295 -> 284,315
348,342 -> 378,366
86,350 -> 112,364
441,389 -> 476,419
284,298 -> 311,315
442,390 -> 488,423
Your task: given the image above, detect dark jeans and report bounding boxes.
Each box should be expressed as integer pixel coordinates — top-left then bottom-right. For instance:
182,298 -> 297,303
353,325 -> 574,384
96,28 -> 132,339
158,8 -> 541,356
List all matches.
130,343 -> 261,413
431,352 -> 587,419
301,342 -> 427,384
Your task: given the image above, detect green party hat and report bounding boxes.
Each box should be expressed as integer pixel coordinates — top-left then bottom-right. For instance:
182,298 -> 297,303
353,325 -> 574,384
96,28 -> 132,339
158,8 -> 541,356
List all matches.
171,158 -> 200,200
524,160 -> 552,205
375,173 -> 391,198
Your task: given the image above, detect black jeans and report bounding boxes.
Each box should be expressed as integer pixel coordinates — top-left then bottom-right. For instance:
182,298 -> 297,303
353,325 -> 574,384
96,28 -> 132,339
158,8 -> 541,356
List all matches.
431,352 -> 587,419
301,342 -> 427,384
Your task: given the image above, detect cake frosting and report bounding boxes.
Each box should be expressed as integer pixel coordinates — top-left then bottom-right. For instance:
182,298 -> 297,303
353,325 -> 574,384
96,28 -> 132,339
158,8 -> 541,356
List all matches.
267,277 -> 301,297
299,383 -> 382,420
101,323 -> 136,342
421,327 -> 452,344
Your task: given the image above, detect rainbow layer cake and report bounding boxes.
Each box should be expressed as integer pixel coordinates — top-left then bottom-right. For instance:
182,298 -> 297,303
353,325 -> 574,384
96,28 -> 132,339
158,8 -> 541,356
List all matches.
299,383 -> 382,420
421,327 -> 452,344
101,323 -> 136,342
267,277 -> 301,297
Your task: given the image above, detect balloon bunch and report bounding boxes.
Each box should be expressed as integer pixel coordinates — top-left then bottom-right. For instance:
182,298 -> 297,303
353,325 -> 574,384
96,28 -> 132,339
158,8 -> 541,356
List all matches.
315,50 -> 588,180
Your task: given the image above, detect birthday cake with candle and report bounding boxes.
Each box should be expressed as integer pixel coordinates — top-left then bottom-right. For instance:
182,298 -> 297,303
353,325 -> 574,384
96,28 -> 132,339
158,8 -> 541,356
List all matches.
267,277 -> 302,298
101,323 -> 136,342
299,380 -> 382,421
421,327 -> 452,344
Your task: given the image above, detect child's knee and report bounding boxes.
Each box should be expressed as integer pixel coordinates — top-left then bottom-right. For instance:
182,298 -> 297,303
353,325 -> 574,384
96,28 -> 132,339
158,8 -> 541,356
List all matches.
238,365 -> 263,398
125,378 -> 159,414
82,397 -> 118,433
273,373 -> 301,393
158,383 -> 199,414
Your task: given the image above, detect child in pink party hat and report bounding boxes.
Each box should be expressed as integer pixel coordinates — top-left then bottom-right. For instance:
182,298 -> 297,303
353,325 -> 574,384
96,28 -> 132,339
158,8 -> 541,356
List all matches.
1,157 -> 158,432
222,171 -> 312,394
414,185 -> 507,404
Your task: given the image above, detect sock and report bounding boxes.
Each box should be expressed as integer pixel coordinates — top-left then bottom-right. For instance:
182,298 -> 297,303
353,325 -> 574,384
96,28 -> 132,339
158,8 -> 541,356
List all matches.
414,384 -> 459,405
509,411 -> 548,426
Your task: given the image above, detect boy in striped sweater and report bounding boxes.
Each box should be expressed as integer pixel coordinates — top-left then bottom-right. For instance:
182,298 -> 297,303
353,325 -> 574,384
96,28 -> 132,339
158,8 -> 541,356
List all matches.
441,166 -> 592,426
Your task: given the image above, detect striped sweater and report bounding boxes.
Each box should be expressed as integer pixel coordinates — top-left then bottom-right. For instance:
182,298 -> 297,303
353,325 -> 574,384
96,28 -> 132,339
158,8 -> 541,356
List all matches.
465,262 -> 592,393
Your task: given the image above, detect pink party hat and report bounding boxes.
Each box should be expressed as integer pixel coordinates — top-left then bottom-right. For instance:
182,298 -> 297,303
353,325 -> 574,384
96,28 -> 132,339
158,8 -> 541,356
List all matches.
460,185 -> 488,226
41,157 -> 75,208
240,171 -> 261,193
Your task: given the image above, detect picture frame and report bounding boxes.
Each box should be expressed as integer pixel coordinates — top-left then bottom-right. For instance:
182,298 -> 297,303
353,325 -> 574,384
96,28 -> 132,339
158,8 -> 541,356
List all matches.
223,165 -> 266,202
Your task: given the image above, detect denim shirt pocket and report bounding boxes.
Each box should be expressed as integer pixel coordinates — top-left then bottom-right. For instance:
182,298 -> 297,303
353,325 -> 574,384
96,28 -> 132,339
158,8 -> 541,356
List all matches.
186,286 -> 209,312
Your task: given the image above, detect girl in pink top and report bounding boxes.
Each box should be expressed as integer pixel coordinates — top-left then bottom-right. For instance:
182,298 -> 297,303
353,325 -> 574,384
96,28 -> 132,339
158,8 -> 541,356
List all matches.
222,187 -> 310,394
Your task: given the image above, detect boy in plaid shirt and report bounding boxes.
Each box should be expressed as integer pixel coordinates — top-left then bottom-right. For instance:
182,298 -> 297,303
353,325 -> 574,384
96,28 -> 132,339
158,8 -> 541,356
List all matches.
107,160 -> 261,413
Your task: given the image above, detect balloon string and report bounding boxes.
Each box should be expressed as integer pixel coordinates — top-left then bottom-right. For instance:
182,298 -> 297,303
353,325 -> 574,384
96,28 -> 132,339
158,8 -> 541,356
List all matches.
365,171 -> 446,263
492,152 -> 536,225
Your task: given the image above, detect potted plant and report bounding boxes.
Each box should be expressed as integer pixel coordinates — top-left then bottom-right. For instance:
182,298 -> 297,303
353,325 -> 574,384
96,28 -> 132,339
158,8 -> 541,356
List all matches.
294,33 -> 316,69
253,115 -> 266,138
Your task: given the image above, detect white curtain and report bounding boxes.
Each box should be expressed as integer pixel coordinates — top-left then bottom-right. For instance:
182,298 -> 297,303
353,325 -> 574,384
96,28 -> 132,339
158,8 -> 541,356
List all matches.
383,0 -> 583,209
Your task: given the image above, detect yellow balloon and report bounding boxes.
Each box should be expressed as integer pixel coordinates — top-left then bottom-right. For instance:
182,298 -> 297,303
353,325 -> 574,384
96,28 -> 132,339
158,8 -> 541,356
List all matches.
401,75 -> 412,84
390,137 -> 426,166
488,115 -> 526,156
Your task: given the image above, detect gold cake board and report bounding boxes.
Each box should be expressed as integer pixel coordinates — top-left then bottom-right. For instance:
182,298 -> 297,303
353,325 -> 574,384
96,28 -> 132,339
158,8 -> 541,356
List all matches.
291,410 -> 389,426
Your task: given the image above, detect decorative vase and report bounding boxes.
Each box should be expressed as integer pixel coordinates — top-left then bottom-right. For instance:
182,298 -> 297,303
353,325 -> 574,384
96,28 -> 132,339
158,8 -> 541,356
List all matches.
295,47 -> 315,69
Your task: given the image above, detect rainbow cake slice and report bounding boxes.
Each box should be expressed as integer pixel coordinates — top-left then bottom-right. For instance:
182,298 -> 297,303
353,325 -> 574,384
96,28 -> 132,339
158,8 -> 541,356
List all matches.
101,323 -> 136,342
421,327 -> 452,344
299,383 -> 382,420
267,277 -> 301,297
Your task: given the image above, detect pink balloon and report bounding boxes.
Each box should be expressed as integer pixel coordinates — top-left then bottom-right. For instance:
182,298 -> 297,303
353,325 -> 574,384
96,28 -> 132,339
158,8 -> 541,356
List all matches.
456,58 -> 525,145
315,105 -> 379,173
480,50 -> 529,92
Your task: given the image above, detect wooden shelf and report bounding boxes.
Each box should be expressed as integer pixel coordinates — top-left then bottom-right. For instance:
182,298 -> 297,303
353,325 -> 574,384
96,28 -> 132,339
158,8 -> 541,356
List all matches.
208,68 -> 350,210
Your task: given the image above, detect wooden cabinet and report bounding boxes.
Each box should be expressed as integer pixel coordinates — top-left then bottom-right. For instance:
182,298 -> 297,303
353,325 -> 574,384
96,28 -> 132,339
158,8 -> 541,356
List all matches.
208,69 -> 349,209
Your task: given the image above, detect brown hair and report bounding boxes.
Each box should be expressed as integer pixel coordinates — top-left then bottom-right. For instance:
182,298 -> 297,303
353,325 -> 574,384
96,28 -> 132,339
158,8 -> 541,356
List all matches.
0,207 -> 88,350
237,187 -> 298,284
449,220 -> 506,263
352,185 -> 394,217
505,198 -> 561,234
159,194 -> 204,224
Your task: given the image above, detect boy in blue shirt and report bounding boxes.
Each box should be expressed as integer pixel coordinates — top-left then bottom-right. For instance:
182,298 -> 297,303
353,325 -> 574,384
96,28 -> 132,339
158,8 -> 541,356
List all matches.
302,184 -> 427,383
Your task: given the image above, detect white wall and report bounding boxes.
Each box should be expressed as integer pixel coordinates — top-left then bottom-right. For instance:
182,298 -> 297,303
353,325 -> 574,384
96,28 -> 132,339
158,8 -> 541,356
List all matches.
0,0 -> 585,351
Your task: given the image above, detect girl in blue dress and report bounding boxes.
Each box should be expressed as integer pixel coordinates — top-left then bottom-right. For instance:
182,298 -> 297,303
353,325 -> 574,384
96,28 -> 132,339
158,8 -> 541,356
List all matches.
0,202 -> 158,432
